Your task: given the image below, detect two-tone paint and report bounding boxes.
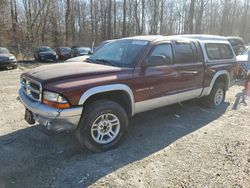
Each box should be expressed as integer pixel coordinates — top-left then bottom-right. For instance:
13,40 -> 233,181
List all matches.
19,35 -> 237,131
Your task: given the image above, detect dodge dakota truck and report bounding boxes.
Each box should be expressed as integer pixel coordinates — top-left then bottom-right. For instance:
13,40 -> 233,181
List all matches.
19,35 -> 237,152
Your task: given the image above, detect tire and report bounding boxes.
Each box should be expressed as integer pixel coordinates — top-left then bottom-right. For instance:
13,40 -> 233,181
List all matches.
204,82 -> 226,108
53,57 -> 57,62
76,100 -> 129,152
12,65 -> 17,69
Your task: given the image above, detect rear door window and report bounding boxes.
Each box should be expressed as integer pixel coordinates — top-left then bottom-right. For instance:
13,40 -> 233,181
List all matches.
206,43 -> 234,60
174,42 -> 195,63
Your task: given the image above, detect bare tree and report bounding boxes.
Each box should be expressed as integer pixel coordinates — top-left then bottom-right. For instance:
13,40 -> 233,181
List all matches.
188,0 -> 196,34
2,0 -> 250,58
122,0 -> 126,37
240,0 -> 250,38
65,0 -> 70,46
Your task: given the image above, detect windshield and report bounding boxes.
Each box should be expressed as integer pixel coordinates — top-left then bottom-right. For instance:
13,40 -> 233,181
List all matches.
0,47 -> 10,54
38,47 -> 52,52
79,48 -> 90,54
89,39 -> 148,67
94,40 -> 113,53
60,47 -> 71,53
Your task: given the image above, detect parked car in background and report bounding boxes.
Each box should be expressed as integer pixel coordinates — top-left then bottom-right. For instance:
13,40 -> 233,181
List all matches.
226,37 -> 246,55
0,47 -> 17,69
55,47 -> 71,60
34,46 -> 58,62
71,47 -> 92,57
236,47 -> 250,78
66,40 -> 113,62
19,35 -> 237,152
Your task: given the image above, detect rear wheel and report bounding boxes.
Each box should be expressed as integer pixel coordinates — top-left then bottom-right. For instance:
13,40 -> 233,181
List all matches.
204,82 -> 226,108
76,100 -> 129,152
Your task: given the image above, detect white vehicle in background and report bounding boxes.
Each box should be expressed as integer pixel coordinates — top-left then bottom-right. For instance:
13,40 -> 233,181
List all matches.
236,47 -> 250,78
65,55 -> 90,62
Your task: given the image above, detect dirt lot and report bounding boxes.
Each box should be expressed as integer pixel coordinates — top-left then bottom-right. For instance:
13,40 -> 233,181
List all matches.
0,65 -> 249,188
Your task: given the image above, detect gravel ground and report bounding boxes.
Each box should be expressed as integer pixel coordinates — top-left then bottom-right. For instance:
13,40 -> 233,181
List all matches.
0,65 -> 249,188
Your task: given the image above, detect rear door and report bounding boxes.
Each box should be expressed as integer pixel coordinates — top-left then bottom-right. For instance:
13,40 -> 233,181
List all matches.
172,41 -> 205,100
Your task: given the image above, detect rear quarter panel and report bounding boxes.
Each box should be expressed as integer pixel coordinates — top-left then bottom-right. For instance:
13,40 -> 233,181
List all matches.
204,61 -> 237,89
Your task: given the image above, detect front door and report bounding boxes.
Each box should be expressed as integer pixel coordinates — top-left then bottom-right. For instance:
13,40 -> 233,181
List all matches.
134,42 -> 181,113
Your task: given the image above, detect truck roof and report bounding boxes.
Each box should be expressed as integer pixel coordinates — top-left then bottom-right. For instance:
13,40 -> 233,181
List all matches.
119,34 -> 230,44
168,34 -> 227,41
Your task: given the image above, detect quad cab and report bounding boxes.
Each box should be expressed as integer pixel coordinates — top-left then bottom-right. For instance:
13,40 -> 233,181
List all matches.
19,35 -> 237,152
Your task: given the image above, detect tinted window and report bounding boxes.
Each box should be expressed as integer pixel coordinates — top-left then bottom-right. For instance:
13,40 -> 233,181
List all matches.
79,48 -> 90,54
38,47 -> 52,52
228,39 -> 244,47
60,47 -> 71,53
206,43 -> 234,60
174,43 -> 195,63
151,44 -> 173,64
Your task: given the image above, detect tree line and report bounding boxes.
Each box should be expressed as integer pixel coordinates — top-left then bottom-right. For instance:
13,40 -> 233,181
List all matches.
0,0 -> 249,57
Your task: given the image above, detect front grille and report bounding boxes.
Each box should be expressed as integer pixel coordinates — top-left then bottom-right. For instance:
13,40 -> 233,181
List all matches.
20,76 -> 42,102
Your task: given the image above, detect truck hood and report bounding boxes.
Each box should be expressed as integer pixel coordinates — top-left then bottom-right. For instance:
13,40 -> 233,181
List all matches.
23,62 -> 127,83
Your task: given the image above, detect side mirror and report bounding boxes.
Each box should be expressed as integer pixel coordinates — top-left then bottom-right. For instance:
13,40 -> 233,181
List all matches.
146,55 -> 167,67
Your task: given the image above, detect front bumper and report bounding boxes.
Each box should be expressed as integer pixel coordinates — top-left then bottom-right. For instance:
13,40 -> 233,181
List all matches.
19,89 -> 83,132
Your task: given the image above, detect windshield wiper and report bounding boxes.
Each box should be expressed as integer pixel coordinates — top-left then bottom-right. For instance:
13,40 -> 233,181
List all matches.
94,59 -> 118,67
86,58 -> 118,67
86,58 -> 95,63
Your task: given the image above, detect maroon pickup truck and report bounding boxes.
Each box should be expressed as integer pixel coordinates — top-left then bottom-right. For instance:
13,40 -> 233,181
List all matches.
19,35 -> 237,152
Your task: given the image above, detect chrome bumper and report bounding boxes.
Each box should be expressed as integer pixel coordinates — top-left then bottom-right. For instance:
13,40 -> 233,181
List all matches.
19,89 -> 83,132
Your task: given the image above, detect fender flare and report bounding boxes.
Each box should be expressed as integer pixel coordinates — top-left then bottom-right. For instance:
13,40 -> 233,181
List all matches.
78,84 -> 135,116
203,70 -> 230,96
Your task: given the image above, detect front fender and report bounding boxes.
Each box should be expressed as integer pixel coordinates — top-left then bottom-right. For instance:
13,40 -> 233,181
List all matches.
78,84 -> 135,116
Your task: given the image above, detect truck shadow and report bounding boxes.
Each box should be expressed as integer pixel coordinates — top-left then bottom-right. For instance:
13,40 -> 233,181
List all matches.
0,101 -> 229,188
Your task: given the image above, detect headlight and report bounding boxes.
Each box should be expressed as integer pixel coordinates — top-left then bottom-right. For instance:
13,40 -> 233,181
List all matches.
43,91 -> 70,109
9,56 -> 16,60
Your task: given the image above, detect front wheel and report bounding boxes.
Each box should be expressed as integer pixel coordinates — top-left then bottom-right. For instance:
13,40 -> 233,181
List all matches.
204,82 -> 226,108
76,100 -> 129,152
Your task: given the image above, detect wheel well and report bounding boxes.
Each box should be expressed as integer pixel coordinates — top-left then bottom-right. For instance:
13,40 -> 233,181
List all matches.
82,91 -> 132,116
215,74 -> 229,89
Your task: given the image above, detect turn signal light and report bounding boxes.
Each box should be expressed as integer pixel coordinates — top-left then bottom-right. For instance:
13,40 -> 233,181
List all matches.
43,99 -> 70,109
